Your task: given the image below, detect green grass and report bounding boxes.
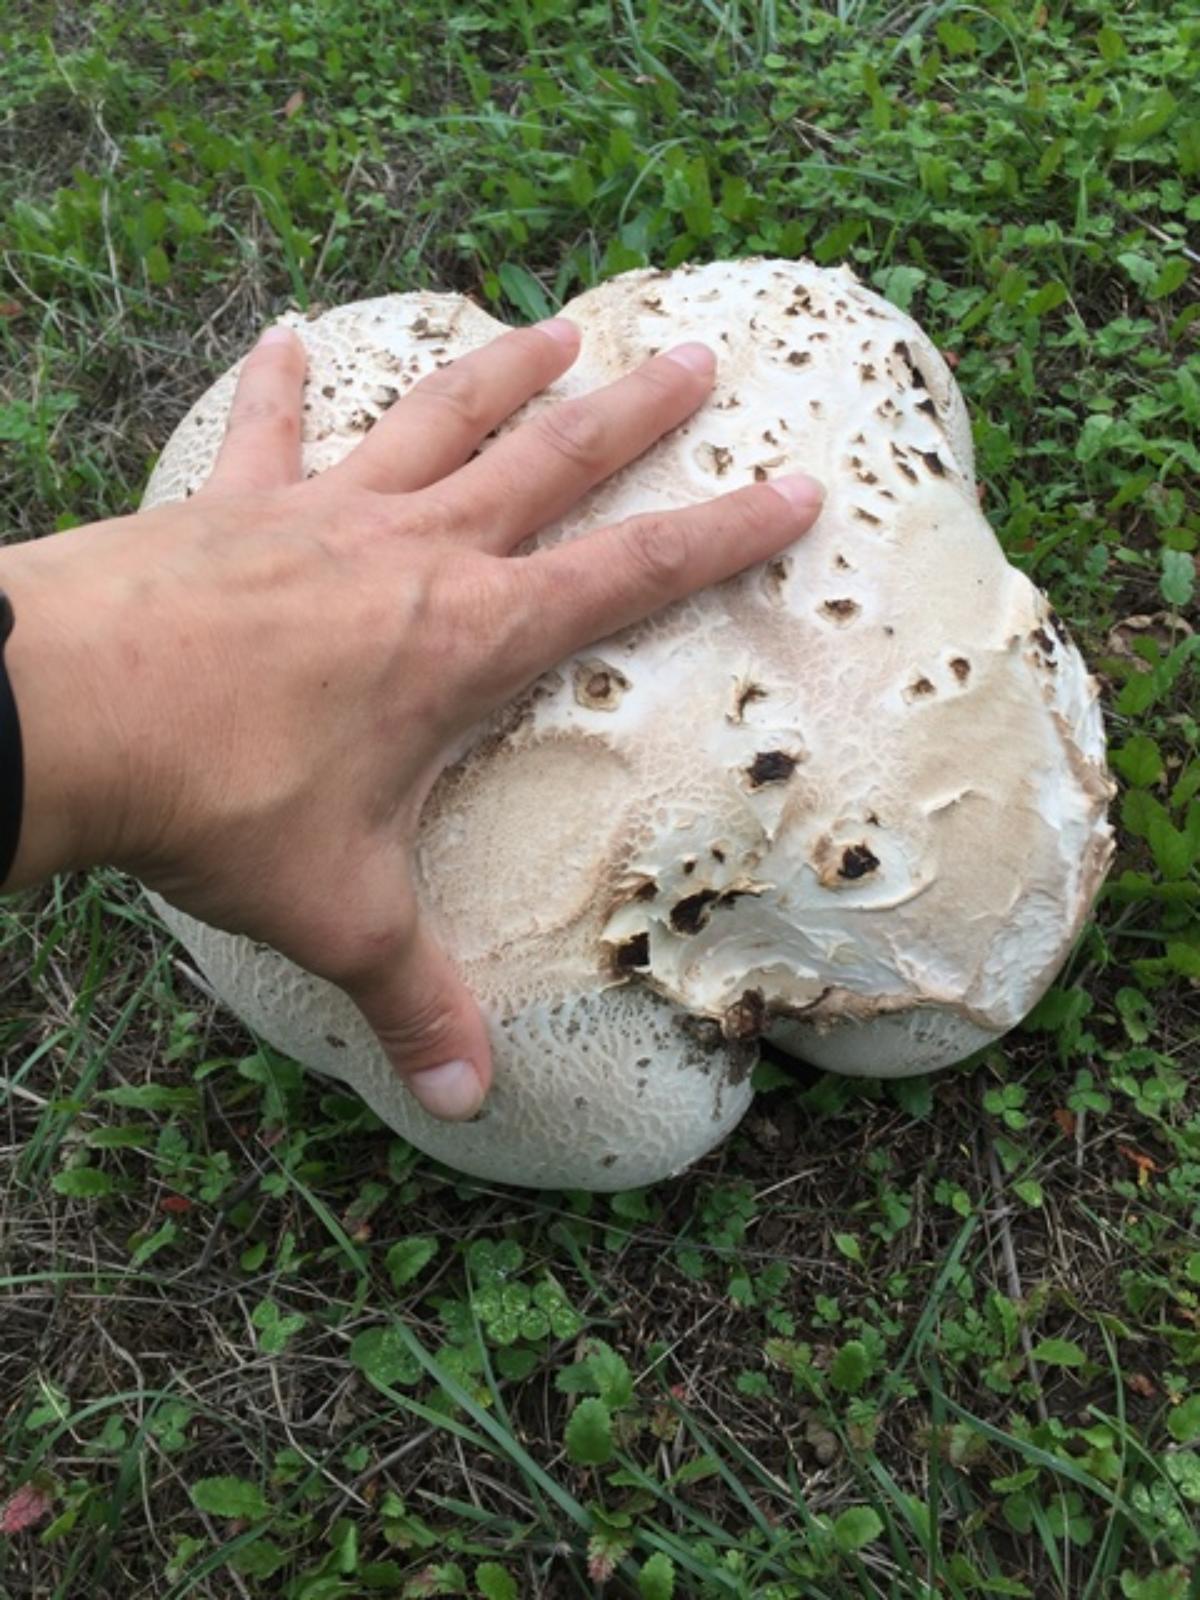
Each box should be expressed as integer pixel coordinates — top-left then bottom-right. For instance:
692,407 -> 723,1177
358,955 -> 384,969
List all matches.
1,1 -> 1199,1596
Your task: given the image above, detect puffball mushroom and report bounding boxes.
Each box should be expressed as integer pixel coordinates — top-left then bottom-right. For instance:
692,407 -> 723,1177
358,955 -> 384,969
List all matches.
141,258 -> 1114,1191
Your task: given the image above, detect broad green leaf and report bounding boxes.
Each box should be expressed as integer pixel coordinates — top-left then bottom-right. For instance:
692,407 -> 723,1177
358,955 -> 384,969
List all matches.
1116,252 -> 1157,290
100,1084 -> 199,1112
1148,814 -> 1195,880
1168,1397 -> 1200,1444
936,19 -> 976,55
830,1339 -> 871,1393
476,1563 -> 518,1600
229,1539 -> 286,1578
1161,548 -> 1195,607
877,264 -> 926,311
497,262 -> 552,322
1030,1337 -> 1087,1367
1076,413 -> 1115,461
350,1325 -> 422,1387
564,1397 -> 613,1465
833,1505 -> 884,1552
385,1235 -> 439,1289
1028,281 -> 1068,317
1111,735 -> 1163,788
190,1476 -> 270,1521
888,1074 -> 933,1119
51,1168 -> 115,1199
1150,258 -> 1190,301
1117,89 -> 1177,149
638,1552 -> 676,1599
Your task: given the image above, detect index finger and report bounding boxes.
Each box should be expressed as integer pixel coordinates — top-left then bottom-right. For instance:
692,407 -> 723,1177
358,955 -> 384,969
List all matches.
425,343 -> 720,553
501,474 -> 826,679
202,325 -> 307,495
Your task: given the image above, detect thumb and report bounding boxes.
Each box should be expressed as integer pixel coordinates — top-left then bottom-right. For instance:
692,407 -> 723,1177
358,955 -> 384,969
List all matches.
346,919 -> 493,1121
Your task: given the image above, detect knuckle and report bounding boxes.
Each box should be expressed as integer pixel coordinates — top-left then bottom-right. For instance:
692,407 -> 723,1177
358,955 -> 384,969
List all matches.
413,365 -> 488,433
631,359 -> 684,402
621,512 -> 692,591
375,991 -> 461,1066
336,489 -> 405,546
534,400 -> 608,472
229,394 -> 298,442
722,488 -> 771,541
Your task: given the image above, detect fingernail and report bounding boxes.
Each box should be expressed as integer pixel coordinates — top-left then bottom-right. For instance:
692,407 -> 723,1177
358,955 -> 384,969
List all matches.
408,1058 -> 484,1120
767,472 -> 826,514
534,316 -> 579,348
257,323 -> 296,346
663,341 -> 717,375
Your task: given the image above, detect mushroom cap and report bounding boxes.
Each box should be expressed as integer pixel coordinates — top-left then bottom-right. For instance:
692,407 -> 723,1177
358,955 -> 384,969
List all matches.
142,258 -> 1113,1191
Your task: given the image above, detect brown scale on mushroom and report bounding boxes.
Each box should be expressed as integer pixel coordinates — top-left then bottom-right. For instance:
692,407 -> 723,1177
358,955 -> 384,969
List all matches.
905,676 -> 937,701
670,889 -> 720,935
613,932 -> 651,972
698,443 -> 734,476
723,987 -> 766,1041
573,657 -> 631,711
746,750 -> 799,787
762,555 -> 791,603
729,680 -> 768,723
839,843 -> 880,880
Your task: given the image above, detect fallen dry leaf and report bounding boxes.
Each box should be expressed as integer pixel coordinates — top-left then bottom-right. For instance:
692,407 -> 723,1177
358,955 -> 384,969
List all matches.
283,89 -> 305,119
1052,1107 -> 1077,1138
1118,1144 -> 1160,1187
0,1483 -> 53,1535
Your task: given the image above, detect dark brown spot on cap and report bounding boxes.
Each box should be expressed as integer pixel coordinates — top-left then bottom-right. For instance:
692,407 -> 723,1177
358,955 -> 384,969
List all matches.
670,890 -> 720,935
822,597 -> 861,623
732,681 -> 768,721
723,988 -> 766,1041
763,555 -> 791,602
573,657 -> 631,711
839,844 -> 880,880
747,750 -> 798,787
950,656 -> 971,683
614,932 -> 651,972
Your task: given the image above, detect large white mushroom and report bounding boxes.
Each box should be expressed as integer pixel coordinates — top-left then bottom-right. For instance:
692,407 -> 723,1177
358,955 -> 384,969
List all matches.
141,259 -> 1113,1191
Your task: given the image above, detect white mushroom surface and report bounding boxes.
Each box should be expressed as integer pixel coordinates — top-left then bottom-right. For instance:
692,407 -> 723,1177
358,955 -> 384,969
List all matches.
141,259 -> 1114,1191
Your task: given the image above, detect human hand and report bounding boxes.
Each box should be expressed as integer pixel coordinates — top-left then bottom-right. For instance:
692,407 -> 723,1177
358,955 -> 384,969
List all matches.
0,317 -> 823,1117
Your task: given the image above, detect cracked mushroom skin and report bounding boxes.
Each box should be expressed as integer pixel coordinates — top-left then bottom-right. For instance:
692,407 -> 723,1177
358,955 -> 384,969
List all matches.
141,258 -> 1113,1191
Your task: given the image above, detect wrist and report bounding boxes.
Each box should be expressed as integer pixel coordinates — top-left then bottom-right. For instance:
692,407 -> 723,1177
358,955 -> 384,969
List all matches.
0,531 -> 159,889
